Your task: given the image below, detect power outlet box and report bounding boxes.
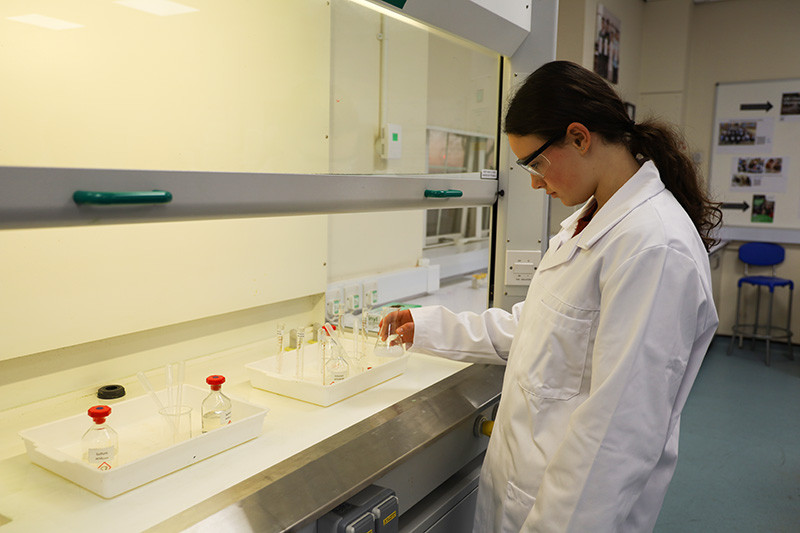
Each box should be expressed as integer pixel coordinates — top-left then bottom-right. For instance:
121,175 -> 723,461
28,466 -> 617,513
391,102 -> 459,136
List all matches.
363,281 -> 379,308
505,250 -> 542,286
344,283 -> 362,312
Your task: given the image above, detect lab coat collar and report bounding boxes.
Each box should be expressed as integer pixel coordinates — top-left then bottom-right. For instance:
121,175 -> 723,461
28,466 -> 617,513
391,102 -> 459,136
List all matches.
539,161 -> 665,272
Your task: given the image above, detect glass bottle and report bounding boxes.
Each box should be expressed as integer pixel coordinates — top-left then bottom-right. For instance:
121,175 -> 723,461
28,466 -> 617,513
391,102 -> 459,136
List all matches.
82,405 -> 118,470
201,375 -> 232,433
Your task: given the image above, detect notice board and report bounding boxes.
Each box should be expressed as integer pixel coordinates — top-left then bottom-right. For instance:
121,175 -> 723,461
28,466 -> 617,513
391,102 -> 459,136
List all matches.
708,79 -> 800,244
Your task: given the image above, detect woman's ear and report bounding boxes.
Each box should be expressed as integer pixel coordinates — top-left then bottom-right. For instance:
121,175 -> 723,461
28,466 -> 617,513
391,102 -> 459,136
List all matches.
566,122 -> 591,154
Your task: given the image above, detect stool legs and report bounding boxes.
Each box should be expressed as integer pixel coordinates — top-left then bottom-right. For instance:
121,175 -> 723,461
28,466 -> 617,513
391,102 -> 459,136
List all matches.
728,282 -> 794,365
766,288 -> 774,366
753,285 -> 761,351
728,283 -> 743,355
788,286 -> 794,361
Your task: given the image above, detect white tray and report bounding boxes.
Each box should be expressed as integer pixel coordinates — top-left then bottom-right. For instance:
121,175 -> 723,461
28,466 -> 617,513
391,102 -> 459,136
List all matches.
246,340 -> 408,406
18,385 -> 268,498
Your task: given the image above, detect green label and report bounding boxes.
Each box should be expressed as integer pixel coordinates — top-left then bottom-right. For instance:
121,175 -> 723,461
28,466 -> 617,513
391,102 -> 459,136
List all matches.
392,133 -> 398,141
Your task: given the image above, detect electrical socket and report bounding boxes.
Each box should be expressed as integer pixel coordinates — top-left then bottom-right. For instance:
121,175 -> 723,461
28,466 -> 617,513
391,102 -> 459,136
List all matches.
363,281 -> 379,308
326,287 -> 343,319
344,283 -> 362,312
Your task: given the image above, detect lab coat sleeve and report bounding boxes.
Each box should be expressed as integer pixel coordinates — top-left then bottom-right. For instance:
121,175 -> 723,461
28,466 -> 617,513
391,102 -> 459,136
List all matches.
523,245 -> 717,531
408,303 -> 524,364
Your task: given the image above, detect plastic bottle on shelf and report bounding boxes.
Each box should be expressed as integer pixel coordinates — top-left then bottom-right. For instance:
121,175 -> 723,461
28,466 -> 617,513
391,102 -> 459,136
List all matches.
82,405 -> 118,470
201,375 -> 232,433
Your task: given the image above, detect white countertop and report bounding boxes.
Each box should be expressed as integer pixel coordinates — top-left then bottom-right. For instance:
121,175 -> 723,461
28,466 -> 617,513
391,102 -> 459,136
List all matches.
0,340 -> 470,532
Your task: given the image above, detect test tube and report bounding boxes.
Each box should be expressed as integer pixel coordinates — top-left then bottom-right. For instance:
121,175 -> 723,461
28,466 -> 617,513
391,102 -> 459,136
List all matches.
319,328 -> 329,385
295,328 -> 305,379
276,322 -> 286,374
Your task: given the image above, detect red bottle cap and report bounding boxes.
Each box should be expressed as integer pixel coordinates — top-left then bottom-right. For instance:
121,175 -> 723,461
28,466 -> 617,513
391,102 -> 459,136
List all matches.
206,375 -> 225,390
88,405 -> 111,424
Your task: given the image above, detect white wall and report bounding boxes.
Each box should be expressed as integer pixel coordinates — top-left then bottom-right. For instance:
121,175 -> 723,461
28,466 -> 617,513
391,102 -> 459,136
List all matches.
682,0 -> 800,338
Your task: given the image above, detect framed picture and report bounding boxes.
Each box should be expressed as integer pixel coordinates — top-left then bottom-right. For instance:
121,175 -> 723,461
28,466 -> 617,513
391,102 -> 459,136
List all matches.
593,4 -> 620,84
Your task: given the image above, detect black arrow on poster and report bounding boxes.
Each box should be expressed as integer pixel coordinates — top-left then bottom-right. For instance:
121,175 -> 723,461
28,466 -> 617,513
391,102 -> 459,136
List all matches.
721,201 -> 750,211
740,102 -> 773,112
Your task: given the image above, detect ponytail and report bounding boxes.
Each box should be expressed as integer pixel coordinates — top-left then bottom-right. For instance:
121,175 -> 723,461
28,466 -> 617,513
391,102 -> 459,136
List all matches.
504,61 -> 722,251
629,120 -> 722,251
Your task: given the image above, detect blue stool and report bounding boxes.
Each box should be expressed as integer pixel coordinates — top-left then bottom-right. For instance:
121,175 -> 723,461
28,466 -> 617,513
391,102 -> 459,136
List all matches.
728,242 -> 794,365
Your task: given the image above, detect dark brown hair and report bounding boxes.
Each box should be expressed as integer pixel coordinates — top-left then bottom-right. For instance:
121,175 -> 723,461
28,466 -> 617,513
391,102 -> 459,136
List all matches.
504,61 -> 721,251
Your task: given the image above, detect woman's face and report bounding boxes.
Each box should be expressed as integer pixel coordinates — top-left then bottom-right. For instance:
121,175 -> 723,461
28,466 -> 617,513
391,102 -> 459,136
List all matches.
508,133 -> 596,207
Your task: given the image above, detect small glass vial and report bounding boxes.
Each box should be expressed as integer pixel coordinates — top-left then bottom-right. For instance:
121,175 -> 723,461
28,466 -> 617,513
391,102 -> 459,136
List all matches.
202,375 -> 232,433
82,405 -> 118,470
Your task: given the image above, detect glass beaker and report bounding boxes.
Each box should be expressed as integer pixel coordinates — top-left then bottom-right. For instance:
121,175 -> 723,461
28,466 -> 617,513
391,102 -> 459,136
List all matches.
373,307 -> 405,358
160,405 -> 193,445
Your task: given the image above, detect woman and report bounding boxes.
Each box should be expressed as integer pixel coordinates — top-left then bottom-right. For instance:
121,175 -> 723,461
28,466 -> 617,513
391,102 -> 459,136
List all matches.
383,61 -> 721,532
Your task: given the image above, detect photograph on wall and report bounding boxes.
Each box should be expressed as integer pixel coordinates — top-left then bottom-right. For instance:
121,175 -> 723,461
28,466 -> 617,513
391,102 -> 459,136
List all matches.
730,156 -> 788,192
716,118 -> 774,154
751,194 -> 775,223
780,92 -> 800,121
593,5 -> 620,84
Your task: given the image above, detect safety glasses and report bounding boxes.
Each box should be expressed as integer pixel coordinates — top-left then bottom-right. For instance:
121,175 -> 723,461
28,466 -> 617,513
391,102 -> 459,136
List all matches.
515,135 -> 561,178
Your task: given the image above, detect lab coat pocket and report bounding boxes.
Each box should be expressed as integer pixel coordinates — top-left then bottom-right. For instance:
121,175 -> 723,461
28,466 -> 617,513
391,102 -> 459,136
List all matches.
517,293 -> 596,400
500,480 -> 536,533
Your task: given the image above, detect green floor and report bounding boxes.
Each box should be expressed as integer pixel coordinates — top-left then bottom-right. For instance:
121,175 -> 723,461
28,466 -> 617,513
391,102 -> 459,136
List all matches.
654,336 -> 800,532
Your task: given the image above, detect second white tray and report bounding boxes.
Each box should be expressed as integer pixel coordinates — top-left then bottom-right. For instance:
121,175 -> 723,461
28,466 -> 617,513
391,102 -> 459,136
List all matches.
246,341 -> 408,406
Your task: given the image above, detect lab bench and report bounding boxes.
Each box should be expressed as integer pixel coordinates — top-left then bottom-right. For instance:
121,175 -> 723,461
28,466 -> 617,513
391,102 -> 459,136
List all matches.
0,343 -> 503,532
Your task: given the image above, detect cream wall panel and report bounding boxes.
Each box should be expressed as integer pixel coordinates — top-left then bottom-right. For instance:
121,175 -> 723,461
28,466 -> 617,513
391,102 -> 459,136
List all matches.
382,16 -> 430,174
556,0 -> 587,63
639,92 -> 684,125
427,34 -> 500,136
330,1 -> 382,174
0,0 -> 330,173
0,216 -> 327,360
327,211 -> 425,282
639,0 -> 691,94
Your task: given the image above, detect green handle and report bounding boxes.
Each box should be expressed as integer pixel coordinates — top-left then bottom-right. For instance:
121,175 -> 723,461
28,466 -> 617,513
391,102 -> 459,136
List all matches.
424,189 -> 463,198
73,190 -> 173,205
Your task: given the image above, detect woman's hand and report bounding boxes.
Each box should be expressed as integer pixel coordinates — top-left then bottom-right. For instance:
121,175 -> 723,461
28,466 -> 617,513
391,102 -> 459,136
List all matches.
379,309 -> 415,346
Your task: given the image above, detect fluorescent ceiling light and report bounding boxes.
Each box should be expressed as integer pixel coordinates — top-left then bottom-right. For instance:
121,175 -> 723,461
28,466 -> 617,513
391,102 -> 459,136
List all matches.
114,0 -> 198,16
7,14 -> 83,30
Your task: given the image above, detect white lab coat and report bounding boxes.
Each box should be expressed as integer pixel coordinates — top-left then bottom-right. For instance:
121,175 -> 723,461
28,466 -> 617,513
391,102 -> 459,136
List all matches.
410,161 -> 718,532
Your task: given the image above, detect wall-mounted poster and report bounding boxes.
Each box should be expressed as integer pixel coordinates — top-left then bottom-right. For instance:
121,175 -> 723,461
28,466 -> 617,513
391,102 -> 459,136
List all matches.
593,5 -> 620,84
730,156 -> 788,193
751,194 -> 775,223
715,117 -> 775,154
780,92 -> 800,122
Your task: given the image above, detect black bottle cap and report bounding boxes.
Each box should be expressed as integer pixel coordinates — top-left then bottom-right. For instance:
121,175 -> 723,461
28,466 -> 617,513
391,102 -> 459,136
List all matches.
97,384 -> 126,399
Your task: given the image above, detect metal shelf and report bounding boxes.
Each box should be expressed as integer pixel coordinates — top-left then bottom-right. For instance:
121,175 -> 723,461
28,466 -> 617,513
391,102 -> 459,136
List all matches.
0,166 -> 499,229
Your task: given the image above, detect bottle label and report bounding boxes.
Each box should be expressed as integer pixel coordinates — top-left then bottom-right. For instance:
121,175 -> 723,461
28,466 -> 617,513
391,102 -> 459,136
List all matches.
88,446 -> 115,468
202,410 -> 232,433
